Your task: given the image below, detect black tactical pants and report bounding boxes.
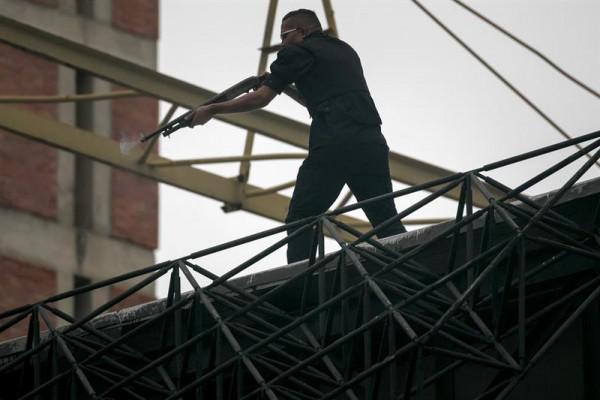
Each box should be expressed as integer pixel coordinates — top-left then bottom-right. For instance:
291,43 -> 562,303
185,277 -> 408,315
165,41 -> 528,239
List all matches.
285,140 -> 406,263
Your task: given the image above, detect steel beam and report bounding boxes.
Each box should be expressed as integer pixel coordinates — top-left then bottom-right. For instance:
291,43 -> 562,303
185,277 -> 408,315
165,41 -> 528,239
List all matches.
322,0 -> 339,37
0,15 -> 496,207
0,104 -> 366,231
0,90 -> 138,103
146,153 -> 307,167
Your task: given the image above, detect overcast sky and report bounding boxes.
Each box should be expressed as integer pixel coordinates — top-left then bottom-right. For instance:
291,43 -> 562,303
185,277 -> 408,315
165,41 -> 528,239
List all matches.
154,0 -> 600,296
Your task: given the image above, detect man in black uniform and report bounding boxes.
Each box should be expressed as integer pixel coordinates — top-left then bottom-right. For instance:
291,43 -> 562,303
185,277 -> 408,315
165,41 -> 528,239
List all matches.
190,9 -> 406,263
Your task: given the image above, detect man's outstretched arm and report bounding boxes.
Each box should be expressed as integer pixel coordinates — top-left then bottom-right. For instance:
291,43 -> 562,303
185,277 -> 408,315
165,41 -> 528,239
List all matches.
189,85 -> 277,127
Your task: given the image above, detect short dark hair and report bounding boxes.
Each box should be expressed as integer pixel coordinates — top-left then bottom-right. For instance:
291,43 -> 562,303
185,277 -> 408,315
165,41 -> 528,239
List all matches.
282,9 -> 322,32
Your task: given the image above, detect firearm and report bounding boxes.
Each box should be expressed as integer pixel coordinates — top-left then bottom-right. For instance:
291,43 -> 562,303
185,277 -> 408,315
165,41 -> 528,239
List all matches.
140,74 -> 306,143
140,74 -> 269,143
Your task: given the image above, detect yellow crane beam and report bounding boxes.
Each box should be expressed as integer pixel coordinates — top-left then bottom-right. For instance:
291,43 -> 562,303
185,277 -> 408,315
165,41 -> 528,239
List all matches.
0,15 -> 497,207
0,104 -> 372,234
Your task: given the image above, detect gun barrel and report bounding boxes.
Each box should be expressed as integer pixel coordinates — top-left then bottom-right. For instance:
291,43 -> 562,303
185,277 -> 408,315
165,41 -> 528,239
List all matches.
140,110 -> 192,143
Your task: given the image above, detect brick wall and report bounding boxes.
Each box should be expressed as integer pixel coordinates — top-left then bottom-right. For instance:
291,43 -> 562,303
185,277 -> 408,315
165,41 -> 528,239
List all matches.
0,1 -> 160,332
0,257 -> 56,341
111,93 -> 159,249
0,43 -> 58,219
109,0 -> 160,250
0,12 -> 59,342
112,0 -> 159,40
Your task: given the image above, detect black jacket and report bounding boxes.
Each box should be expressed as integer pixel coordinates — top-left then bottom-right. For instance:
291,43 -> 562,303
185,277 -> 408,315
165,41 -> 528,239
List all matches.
264,31 -> 385,149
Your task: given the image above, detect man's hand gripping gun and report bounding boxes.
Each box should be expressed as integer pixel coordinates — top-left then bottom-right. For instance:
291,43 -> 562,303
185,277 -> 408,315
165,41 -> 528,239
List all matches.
140,74 -> 304,143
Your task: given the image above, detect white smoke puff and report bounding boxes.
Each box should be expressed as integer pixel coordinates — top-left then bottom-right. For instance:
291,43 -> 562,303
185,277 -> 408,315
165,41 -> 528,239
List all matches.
118,132 -> 143,155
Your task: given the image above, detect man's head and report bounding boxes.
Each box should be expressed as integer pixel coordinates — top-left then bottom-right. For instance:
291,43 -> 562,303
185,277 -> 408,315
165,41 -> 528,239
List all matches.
280,9 -> 323,46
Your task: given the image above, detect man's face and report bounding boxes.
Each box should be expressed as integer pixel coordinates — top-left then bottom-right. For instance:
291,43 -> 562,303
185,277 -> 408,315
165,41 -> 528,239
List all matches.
280,19 -> 304,46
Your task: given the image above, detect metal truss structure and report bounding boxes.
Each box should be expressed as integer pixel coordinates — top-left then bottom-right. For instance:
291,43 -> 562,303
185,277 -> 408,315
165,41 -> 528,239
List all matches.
1,131 -> 600,399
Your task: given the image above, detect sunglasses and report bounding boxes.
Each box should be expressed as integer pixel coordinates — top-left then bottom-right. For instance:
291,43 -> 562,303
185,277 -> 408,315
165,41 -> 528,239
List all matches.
280,28 -> 299,41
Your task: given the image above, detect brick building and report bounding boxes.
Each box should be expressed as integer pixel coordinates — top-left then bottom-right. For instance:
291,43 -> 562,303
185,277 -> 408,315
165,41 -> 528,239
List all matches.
0,0 -> 159,340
